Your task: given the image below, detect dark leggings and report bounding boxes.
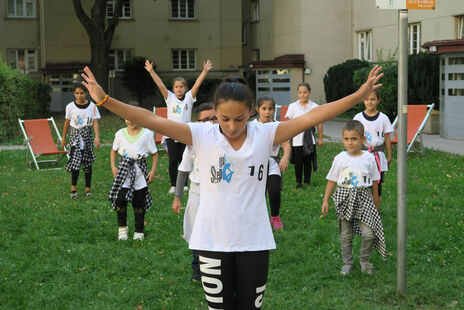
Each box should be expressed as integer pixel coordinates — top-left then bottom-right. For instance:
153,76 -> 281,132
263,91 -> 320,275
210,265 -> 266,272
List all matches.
71,167 -> 92,188
266,174 -> 281,217
115,187 -> 147,233
166,138 -> 187,186
292,146 -> 315,185
197,250 -> 269,310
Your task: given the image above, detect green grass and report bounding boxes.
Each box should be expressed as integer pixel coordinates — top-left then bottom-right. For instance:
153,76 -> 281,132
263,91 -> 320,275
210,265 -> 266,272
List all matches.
1,120 -> 463,309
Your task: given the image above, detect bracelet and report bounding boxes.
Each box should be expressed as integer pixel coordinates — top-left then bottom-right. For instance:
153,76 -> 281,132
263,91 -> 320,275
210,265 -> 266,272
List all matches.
96,95 -> 109,107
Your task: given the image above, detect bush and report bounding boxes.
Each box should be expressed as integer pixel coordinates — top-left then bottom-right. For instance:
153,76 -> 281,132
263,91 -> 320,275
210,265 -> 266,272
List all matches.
323,59 -> 371,102
121,57 -> 157,106
0,63 -> 50,141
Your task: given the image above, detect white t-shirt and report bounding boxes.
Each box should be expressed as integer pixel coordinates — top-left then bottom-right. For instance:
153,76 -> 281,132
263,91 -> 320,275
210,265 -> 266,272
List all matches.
65,101 -> 101,130
252,119 -> 281,176
165,90 -> 196,123
326,151 -> 380,188
353,112 -> 393,171
285,100 -> 319,146
178,148 -> 200,185
112,128 -> 158,190
188,121 -> 279,252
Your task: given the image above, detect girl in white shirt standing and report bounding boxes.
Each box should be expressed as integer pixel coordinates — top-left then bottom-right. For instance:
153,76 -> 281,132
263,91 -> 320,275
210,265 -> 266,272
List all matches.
61,84 -> 100,199
144,59 -> 213,194
81,65 -> 383,309
285,83 -> 323,189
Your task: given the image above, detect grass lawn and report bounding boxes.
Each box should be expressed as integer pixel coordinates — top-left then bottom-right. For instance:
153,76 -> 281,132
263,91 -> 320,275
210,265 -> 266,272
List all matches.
1,115 -> 463,309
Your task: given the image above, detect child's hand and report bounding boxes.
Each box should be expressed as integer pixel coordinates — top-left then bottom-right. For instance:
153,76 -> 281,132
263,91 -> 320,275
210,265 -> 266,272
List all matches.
279,158 -> 288,171
203,59 -> 213,72
317,137 -> 323,147
146,170 -> 156,184
321,201 -> 330,216
172,197 -> 182,214
81,67 -> 107,103
357,65 -> 383,101
374,199 -> 380,210
144,60 -> 154,72
94,137 -> 101,148
111,167 -> 118,178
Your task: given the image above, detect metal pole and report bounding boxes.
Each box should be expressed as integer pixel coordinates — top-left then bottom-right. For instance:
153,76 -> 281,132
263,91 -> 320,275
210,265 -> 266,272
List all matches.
397,9 -> 408,296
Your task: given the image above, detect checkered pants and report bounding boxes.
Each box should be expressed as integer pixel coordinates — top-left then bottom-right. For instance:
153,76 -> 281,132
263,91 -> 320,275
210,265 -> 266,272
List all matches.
333,186 -> 387,259
65,126 -> 95,173
108,156 -> 152,211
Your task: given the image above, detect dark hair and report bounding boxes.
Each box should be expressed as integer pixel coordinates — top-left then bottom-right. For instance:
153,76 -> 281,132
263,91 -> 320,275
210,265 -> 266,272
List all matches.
214,78 -> 253,110
256,96 -> 276,109
74,83 -> 87,93
372,89 -> 381,100
343,120 -> 364,136
196,102 -> 213,116
297,82 -> 311,91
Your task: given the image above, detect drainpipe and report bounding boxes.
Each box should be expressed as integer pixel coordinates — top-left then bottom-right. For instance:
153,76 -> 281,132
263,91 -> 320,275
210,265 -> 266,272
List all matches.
39,0 -> 46,80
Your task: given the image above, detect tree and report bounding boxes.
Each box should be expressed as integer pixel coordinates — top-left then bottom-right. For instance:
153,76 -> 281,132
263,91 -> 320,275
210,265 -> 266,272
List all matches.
72,0 -> 124,91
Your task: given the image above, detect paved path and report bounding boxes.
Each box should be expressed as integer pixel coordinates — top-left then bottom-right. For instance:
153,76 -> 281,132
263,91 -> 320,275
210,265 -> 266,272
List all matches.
322,119 -> 464,156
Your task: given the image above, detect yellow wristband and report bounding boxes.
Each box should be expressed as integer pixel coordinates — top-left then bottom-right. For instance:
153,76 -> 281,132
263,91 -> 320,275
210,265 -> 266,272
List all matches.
96,95 -> 109,107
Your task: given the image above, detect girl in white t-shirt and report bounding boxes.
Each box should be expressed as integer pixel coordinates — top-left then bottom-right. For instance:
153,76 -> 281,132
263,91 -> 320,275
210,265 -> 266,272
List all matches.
353,89 -> 393,199
61,84 -> 101,199
321,120 -> 386,276
256,96 -> 291,231
285,83 -> 323,189
81,65 -> 383,309
109,120 -> 158,241
145,59 -> 213,194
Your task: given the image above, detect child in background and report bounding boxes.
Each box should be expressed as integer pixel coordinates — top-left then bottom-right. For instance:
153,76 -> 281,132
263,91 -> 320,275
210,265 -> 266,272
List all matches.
285,83 -> 323,189
61,83 -> 100,199
109,120 -> 158,241
81,65 -> 383,309
255,96 -> 291,231
172,103 -> 218,281
353,89 -> 393,199
144,59 -> 213,194
321,120 -> 386,276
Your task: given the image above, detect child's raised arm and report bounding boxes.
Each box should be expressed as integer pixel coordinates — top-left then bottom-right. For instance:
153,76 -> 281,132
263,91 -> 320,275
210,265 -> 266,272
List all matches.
274,65 -> 383,146
321,181 -> 337,216
82,67 -> 192,145
190,60 -> 213,99
145,60 -> 169,100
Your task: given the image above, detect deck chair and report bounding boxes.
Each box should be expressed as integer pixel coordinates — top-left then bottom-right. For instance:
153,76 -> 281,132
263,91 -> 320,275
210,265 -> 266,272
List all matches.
153,106 -> 168,150
274,105 -> 289,121
18,117 -> 67,170
391,103 -> 435,155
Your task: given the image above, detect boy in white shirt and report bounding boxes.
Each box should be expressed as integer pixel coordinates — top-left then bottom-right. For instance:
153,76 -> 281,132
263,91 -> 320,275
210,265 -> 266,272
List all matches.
109,120 -> 158,241
321,120 -> 386,275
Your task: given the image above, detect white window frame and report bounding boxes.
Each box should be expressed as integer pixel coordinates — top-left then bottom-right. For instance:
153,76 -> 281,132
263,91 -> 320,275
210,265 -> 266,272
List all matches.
357,31 -> 372,62
458,16 -> 464,39
172,49 -> 196,71
408,23 -> 421,55
106,0 -> 131,19
171,0 -> 195,20
109,49 -> 133,71
7,0 -> 36,18
251,0 -> 260,22
8,49 -> 38,73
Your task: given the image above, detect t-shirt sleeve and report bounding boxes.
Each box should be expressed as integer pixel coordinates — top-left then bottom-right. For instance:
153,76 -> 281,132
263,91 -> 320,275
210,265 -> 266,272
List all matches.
146,130 -> 158,154
264,122 -> 280,156
353,113 -> 362,122
383,115 -> 394,134
92,103 -> 101,120
187,90 -> 196,103
369,156 -> 381,181
165,90 -> 175,105
187,122 -> 204,156
178,148 -> 193,172
326,156 -> 340,182
285,104 -> 294,119
112,131 -> 121,151
65,104 -> 71,120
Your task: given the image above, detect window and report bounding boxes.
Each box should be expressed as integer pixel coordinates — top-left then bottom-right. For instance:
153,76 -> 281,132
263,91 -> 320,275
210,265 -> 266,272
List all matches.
109,49 -> 133,71
8,49 -> 37,73
358,31 -> 372,61
172,49 -> 196,70
408,23 -> 421,55
8,0 -> 35,18
242,23 -> 247,45
171,0 -> 195,19
107,0 -> 131,19
458,16 -> 464,39
251,0 -> 260,22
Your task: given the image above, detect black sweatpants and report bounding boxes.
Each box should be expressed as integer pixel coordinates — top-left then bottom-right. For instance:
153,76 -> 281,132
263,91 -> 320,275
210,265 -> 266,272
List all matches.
71,166 -> 92,187
197,250 -> 269,310
266,174 -> 281,217
166,138 -> 187,187
292,146 -> 316,185
115,187 -> 147,233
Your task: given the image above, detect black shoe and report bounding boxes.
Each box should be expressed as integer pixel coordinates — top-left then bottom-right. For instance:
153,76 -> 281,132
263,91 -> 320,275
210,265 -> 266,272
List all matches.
191,271 -> 201,281
296,183 -> 302,189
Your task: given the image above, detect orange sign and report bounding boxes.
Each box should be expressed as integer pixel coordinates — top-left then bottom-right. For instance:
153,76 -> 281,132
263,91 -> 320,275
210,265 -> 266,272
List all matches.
406,0 -> 435,9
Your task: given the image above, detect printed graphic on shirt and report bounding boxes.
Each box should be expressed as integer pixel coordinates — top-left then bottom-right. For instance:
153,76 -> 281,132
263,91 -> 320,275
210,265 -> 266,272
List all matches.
366,131 -> 384,143
73,115 -> 93,128
341,167 -> 362,188
210,154 -> 234,184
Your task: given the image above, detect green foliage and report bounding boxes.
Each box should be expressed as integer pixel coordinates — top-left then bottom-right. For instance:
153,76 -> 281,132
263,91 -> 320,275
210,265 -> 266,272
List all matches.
323,59 -> 371,102
121,57 -> 157,107
185,77 -> 222,105
0,63 -> 51,141
408,53 -> 440,108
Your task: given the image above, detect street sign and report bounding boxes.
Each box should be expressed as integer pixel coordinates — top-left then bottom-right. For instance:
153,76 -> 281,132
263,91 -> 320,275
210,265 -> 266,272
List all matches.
376,0 -> 435,9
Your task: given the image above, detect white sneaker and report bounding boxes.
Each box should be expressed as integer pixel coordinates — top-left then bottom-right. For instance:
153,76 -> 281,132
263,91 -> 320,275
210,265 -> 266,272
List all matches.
133,232 -> 144,240
183,186 -> 189,191
118,226 -> 128,241
168,186 -> 176,194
